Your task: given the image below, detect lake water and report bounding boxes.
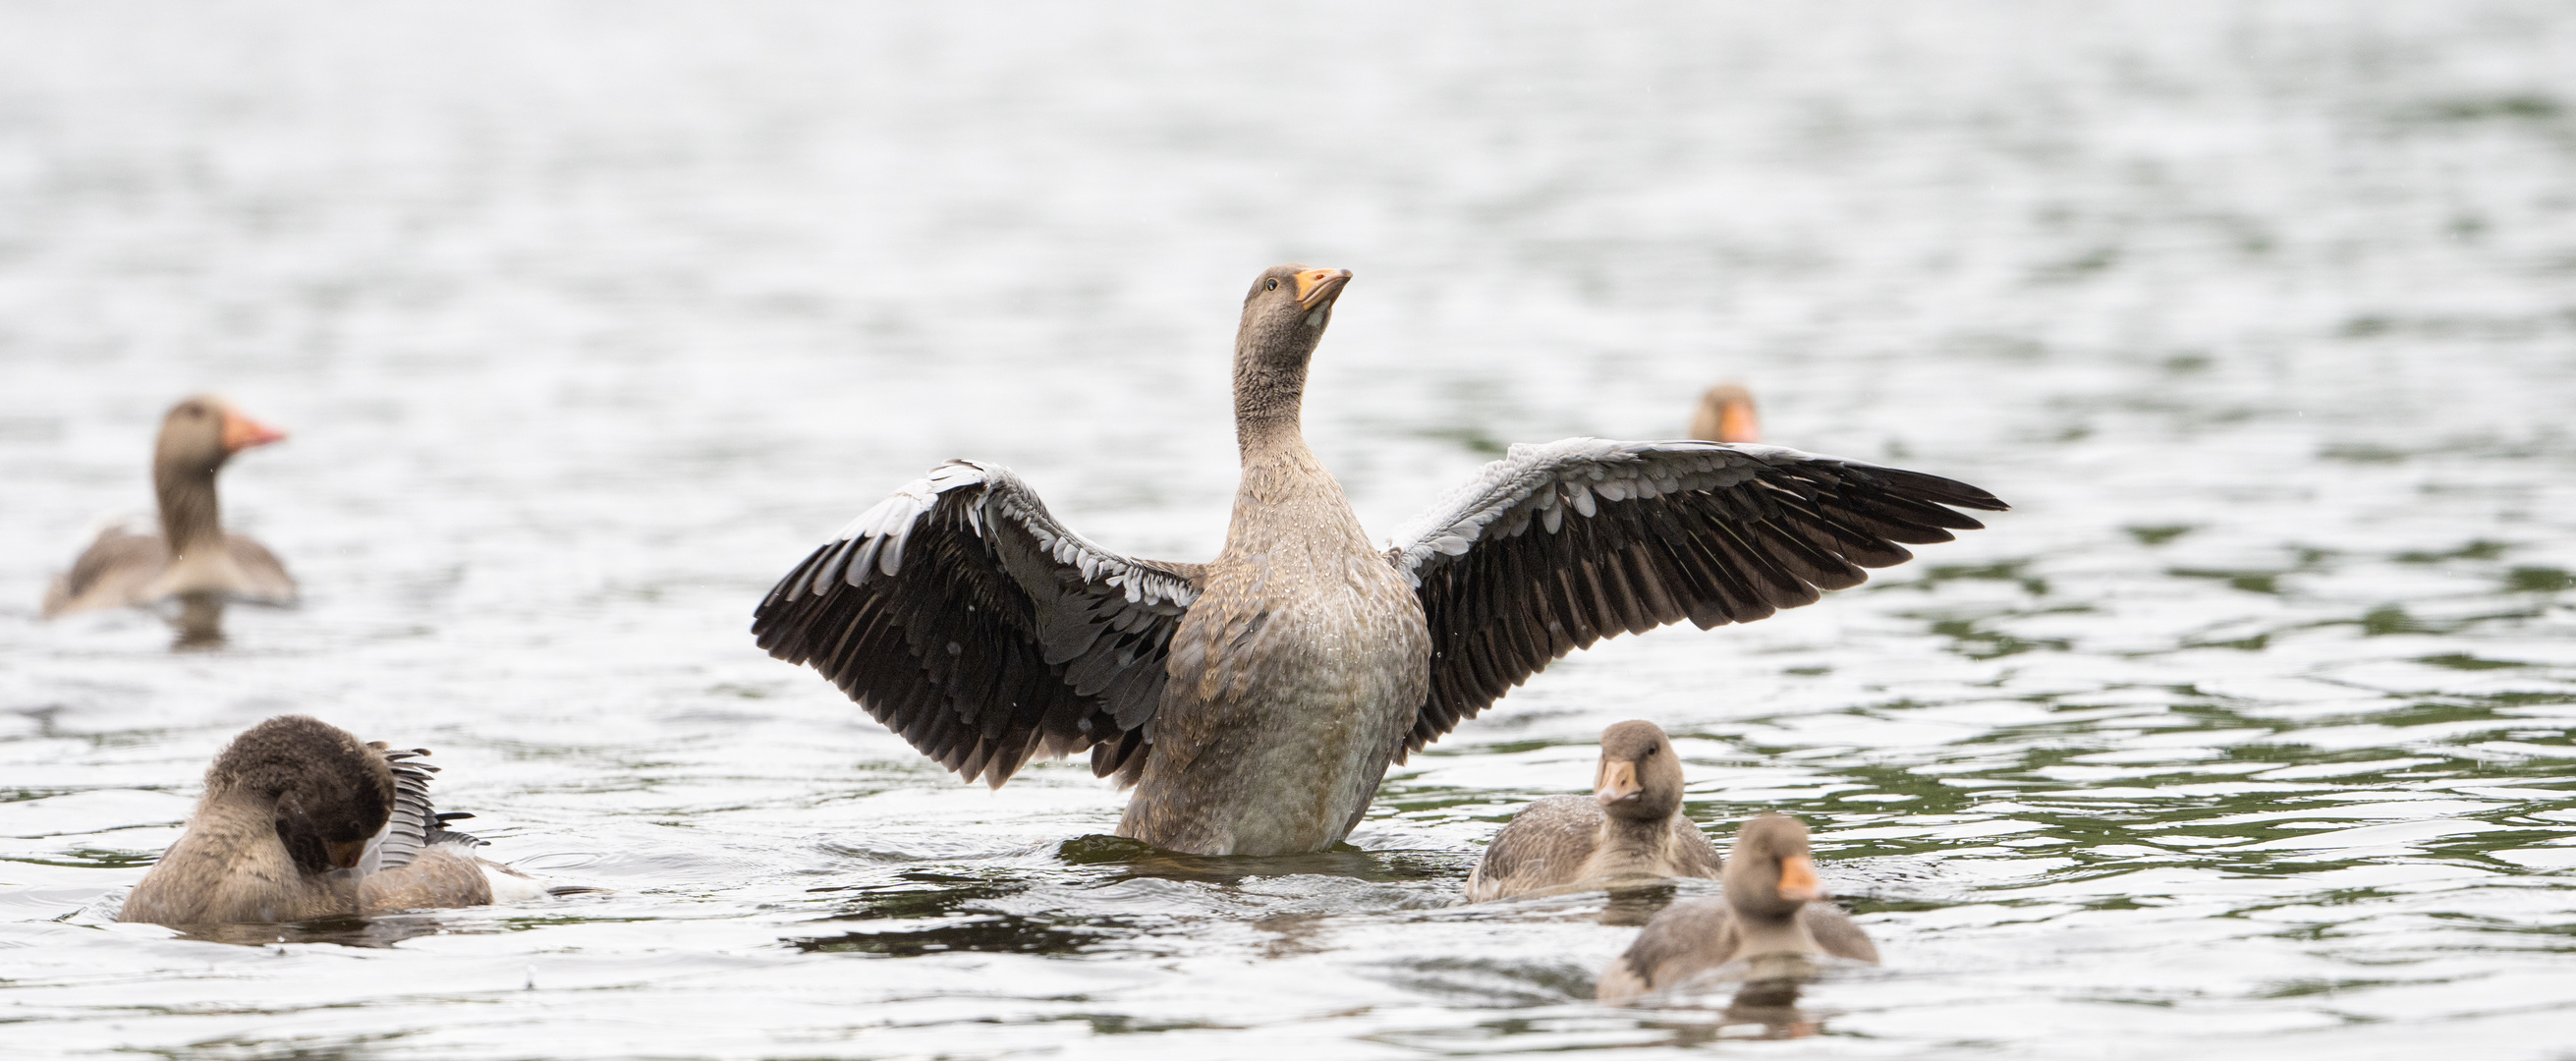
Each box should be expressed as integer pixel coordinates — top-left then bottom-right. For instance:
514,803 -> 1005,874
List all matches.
4,3 -> 2574,1058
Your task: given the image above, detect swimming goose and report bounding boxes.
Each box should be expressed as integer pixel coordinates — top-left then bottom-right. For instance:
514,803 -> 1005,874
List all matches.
1596,813 -> 1876,1000
1689,383 -> 1761,444
1464,720 -> 1721,901
119,715 -> 548,925
753,264 -> 2006,857
42,395 -> 298,646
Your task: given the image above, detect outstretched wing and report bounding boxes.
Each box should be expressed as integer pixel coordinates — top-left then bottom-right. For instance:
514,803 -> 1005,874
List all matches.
1385,438 -> 2006,756
752,460 -> 1205,787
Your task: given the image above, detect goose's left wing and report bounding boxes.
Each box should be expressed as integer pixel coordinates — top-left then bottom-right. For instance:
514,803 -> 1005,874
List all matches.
1384,438 -> 2006,757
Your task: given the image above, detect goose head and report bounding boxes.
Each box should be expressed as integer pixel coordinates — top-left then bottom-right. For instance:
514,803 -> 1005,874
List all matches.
203,715 -> 395,874
1592,720 -> 1687,822
1723,812 -> 1824,922
1241,262 -> 1351,345
154,394 -> 286,482
1231,264 -> 1351,432
1690,383 -> 1761,444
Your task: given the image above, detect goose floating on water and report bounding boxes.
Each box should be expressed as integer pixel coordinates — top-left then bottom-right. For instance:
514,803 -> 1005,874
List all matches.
1465,720 -> 1722,902
41,395 -> 298,647
753,264 -> 2006,857
120,715 -> 556,925
1596,813 -> 1877,1000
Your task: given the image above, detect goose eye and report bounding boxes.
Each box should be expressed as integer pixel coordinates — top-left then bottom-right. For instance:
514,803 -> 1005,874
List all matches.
1264,278 -> 1280,291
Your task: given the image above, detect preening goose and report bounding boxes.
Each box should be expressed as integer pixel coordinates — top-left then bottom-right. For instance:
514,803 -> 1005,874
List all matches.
753,264 -> 2006,857
42,395 -> 298,646
119,715 -> 554,926
1596,813 -> 1877,1000
1465,720 -> 1721,902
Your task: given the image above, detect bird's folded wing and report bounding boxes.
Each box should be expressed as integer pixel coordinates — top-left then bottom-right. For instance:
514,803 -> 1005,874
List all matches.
42,526 -> 169,616
752,460 -> 1204,787
362,746 -> 478,873
224,534 -> 300,605
1384,438 -> 2006,756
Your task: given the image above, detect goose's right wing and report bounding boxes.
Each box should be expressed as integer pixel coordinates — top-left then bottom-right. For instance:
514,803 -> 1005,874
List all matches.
752,460 -> 1204,788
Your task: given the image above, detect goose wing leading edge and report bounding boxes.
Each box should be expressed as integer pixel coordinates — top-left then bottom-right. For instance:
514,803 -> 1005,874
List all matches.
752,460 -> 1207,788
1384,438 -> 2007,756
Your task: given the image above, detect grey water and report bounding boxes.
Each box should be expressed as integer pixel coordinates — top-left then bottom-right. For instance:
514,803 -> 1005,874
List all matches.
4,2 -> 2574,1057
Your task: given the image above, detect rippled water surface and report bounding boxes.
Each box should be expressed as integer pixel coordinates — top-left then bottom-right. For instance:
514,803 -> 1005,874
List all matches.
5,3 -> 2576,1058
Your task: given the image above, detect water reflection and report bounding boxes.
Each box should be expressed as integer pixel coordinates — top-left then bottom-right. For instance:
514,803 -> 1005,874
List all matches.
1596,882 -> 1680,927
1620,957 -> 1868,1041
791,914 -> 1114,958
171,912 -> 466,949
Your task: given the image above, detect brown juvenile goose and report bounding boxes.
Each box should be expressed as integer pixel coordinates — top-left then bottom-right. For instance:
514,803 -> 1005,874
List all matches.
42,395 -> 299,646
120,715 -> 549,925
1596,813 -> 1877,1000
753,264 -> 2006,857
1464,720 -> 1721,901
1689,383 -> 1762,444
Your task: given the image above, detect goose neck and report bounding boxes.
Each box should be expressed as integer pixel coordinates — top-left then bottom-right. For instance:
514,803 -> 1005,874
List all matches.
155,460 -> 224,555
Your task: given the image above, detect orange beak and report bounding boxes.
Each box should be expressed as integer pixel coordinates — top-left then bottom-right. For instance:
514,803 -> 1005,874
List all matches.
1292,267 -> 1352,310
220,408 -> 287,453
324,838 -> 367,869
1715,397 -> 1761,444
1776,855 -> 1820,903
1595,760 -> 1643,806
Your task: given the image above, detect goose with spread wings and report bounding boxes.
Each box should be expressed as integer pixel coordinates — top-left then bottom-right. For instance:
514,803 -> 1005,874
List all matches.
754,264 -> 2005,857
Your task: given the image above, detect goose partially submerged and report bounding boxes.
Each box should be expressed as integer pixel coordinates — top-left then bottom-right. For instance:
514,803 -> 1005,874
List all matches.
754,264 -> 2006,857
1596,813 -> 1877,1000
42,395 -> 298,646
1465,720 -> 1723,902
119,715 -> 556,925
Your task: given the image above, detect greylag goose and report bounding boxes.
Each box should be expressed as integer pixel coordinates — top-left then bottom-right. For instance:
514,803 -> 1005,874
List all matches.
1464,720 -> 1721,901
1690,383 -> 1761,444
119,715 -> 551,925
1596,813 -> 1876,1000
753,264 -> 2006,857
41,395 -> 298,646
